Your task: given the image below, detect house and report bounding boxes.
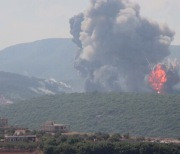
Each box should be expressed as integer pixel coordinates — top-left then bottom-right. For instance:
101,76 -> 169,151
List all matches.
4,128 -> 37,142
40,121 -> 70,133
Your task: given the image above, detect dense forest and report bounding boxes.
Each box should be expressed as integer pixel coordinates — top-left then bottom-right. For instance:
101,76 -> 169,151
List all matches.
0,93 -> 179,138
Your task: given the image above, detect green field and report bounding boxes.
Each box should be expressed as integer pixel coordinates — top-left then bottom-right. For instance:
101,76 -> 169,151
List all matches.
0,93 -> 179,138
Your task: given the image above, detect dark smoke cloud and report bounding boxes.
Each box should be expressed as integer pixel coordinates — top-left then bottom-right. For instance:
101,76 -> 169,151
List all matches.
70,0 -> 175,92
70,13 -> 84,48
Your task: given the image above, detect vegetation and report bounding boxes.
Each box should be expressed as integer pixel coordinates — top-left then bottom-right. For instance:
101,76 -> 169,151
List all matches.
39,133 -> 180,154
0,142 -> 37,151
0,93 -> 179,138
0,131 -> 179,154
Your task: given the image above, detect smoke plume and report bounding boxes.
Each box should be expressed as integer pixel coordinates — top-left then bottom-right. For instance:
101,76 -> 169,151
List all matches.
164,59 -> 180,92
70,0 -> 174,92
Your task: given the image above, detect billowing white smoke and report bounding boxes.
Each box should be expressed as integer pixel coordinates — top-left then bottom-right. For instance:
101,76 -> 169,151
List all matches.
70,0 -> 174,92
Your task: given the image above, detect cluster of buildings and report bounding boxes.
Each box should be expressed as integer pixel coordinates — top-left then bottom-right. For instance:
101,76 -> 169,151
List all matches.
0,117 -> 70,143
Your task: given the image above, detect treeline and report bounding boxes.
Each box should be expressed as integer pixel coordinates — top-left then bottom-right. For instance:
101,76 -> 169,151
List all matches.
0,131 -> 179,154
40,133 -> 180,154
0,93 -> 180,138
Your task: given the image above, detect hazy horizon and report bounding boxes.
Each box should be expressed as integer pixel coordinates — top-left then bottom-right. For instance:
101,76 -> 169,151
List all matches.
0,0 -> 180,50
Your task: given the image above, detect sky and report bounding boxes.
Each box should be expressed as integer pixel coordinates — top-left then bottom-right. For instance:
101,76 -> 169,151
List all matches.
0,0 -> 179,50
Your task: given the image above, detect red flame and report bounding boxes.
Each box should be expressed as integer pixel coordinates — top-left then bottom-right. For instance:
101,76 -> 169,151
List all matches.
148,64 -> 167,94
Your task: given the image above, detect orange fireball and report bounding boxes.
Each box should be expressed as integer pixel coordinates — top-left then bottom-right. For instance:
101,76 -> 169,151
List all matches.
148,64 -> 167,94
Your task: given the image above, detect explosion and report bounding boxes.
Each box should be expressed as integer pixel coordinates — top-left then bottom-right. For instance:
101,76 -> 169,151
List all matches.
70,0 -> 174,92
148,64 -> 167,94
148,60 -> 180,94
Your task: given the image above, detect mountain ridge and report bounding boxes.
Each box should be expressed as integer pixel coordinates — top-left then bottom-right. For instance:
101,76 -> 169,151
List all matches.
0,38 -> 79,80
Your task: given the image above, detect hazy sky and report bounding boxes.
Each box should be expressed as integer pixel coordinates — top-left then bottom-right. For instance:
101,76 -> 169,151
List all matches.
0,0 -> 179,49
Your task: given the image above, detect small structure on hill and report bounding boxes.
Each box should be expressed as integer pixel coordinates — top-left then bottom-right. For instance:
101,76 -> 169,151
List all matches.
40,121 -> 70,133
0,117 -> 8,128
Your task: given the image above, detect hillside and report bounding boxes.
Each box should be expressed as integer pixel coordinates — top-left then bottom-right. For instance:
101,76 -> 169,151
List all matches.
0,38 -> 84,91
0,39 -> 179,93
0,71 -> 72,101
0,93 -> 179,138
0,38 -> 77,80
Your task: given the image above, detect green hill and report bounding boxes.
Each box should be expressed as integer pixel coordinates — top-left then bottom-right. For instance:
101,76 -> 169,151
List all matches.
0,93 -> 179,138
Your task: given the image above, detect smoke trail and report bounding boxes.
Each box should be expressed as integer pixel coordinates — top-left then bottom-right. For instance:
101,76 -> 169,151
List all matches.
70,0 -> 174,92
